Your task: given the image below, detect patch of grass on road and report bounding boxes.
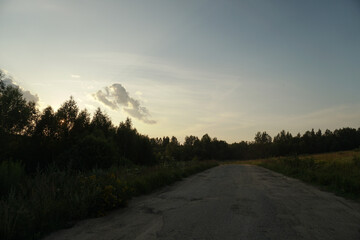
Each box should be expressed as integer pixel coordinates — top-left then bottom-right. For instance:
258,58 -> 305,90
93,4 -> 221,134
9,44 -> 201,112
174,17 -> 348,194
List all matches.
0,160 -> 218,240
232,150 -> 360,200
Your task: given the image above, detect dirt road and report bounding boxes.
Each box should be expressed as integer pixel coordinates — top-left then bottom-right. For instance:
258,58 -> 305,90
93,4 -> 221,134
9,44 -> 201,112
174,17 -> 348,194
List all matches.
44,165 -> 360,240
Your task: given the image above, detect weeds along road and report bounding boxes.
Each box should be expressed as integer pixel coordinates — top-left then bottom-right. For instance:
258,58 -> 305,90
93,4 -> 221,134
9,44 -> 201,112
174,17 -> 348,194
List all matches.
44,165 -> 360,240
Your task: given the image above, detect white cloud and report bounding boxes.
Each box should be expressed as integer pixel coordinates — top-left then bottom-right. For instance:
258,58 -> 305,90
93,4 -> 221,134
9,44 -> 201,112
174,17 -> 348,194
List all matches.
71,74 -> 81,78
93,83 -> 156,124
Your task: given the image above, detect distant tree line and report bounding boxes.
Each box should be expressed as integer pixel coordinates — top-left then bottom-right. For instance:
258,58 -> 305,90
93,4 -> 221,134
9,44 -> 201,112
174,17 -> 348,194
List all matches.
150,128 -> 360,162
1,70 -> 360,172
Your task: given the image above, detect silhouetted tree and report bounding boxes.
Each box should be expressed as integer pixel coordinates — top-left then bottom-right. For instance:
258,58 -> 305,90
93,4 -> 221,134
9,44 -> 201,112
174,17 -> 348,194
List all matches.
34,107 -> 57,138
91,108 -> 114,136
116,118 -> 136,163
0,76 -> 37,135
273,130 -> 293,155
254,131 -> 272,144
165,136 -> 181,161
200,134 -> 212,159
183,135 -> 201,160
71,109 -> 91,138
115,118 -> 156,165
55,96 -> 79,139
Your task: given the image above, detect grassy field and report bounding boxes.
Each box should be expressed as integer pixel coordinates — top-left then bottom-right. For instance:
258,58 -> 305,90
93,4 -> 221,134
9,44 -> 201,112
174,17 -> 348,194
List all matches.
0,160 -> 218,240
230,150 -> 360,200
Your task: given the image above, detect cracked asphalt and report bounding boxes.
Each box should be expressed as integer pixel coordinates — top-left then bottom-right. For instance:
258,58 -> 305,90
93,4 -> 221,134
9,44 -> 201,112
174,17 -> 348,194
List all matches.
44,165 -> 360,240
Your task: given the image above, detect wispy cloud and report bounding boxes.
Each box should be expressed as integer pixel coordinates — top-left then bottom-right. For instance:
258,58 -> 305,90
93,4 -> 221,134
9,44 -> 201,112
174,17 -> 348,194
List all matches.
93,83 -> 156,124
71,74 -> 81,78
1,69 -> 40,104
86,52 -> 239,87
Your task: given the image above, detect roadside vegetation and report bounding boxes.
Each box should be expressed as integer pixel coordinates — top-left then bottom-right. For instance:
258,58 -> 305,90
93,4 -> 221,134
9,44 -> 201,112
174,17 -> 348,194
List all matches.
241,150 -> 360,200
0,160 -> 217,240
1,69 -> 360,239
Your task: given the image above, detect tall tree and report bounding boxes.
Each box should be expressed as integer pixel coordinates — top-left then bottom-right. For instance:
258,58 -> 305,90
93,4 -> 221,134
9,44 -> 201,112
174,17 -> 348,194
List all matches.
55,96 -> 79,139
91,108 -> 113,136
0,73 -> 37,135
254,131 -> 272,144
34,106 -> 57,138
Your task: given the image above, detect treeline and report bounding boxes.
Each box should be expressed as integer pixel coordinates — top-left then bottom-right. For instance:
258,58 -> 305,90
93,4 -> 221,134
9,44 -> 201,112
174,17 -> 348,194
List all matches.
1,71 -> 360,173
151,128 -> 360,162
1,99 -> 155,172
0,73 -> 157,172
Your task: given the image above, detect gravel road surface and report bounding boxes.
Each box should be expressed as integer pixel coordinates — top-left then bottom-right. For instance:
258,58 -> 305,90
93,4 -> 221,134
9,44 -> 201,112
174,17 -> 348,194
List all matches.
44,165 -> 360,240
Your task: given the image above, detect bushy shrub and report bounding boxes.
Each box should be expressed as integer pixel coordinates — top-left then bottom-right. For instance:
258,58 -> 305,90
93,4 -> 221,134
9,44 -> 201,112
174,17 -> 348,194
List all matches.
72,134 -> 116,170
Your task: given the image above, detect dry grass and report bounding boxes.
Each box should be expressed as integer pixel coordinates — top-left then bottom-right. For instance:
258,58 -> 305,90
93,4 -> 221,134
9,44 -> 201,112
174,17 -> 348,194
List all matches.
223,150 -> 359,165
300,151 -> 356,163
228,150 -> 360,200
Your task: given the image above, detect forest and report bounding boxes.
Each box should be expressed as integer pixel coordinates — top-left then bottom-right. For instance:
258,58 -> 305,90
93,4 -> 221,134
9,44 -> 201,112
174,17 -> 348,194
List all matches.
1,70 -> 360,173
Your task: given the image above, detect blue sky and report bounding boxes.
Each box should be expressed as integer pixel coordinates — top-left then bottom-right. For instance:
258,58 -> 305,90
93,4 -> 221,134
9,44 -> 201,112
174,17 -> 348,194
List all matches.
0,0 -> 359,142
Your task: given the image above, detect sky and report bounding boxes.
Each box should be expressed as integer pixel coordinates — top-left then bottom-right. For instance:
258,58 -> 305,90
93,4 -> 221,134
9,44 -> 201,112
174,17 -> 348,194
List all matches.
0,0 -> 359,143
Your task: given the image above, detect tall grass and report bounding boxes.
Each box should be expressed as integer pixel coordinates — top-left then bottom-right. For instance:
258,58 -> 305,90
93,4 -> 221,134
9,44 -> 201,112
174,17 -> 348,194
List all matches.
256,151 -> 360,199
0,160 -> 217,240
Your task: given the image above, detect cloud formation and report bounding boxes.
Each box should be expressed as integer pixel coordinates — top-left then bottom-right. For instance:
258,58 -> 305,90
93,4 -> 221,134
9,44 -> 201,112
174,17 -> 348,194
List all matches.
1,69 -> 40,104
93,83 -> 156,124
